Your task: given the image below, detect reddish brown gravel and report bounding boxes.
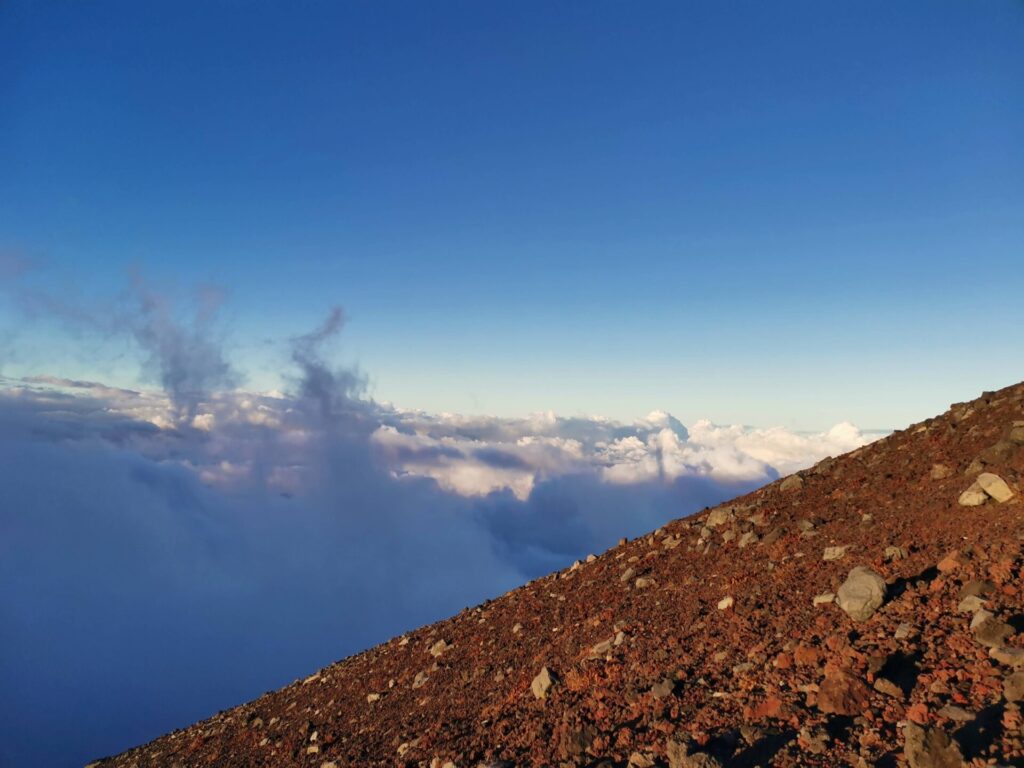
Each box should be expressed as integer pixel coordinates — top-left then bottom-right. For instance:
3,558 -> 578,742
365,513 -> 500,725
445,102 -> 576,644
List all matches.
94,382 -> 1024,767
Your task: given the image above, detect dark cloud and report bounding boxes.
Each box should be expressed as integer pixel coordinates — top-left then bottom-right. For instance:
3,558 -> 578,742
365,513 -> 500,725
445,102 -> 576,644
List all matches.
471,446 -> 532,470
288,305 -> 369,423
128,276 -> 237,422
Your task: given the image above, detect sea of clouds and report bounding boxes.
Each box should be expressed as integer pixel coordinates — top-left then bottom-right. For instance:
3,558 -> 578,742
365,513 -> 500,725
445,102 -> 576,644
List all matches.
0,290 -> 877,767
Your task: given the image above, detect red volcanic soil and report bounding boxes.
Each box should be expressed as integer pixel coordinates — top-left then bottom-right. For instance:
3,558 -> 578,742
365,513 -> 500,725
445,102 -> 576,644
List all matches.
95,383 -> 1024,768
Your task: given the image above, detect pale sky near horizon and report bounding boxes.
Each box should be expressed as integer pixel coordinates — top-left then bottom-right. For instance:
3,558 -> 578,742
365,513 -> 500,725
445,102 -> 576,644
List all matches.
2,1 -> 1023,430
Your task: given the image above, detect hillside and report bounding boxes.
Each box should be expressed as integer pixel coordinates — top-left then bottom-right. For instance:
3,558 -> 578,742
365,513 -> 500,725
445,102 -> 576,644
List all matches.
95,382 -> 1024,768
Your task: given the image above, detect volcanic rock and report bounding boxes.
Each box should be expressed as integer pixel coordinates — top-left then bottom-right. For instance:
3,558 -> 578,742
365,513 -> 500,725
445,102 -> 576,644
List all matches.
972,615 -> 1015,648
956,595 -> 986,613
885,545 -> 908,561
666,741 -> 722,768
990,645 -> 1024,668
873,676 -> 903,700
779,474 -> 803,492
706,508 -> 733,527
903,722 -> 965,768
960,471 -> 1015,505
429,639 -> 452,657
1003,671 -> 1024,702
816,670 -> 870,715
531,666 -> 554,699
959,579 -> 995,599
836,566 -> 887,621
936,704 -> 974,722
976,471 -> 1015,502
822,545 -> 850,561
957,483 -> 988,506
1010,421 -> 1024,445
650,677 -> 675,699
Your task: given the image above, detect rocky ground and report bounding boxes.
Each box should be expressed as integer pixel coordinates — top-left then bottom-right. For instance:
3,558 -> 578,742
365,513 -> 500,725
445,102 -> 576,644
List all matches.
95,382 -> 1024,768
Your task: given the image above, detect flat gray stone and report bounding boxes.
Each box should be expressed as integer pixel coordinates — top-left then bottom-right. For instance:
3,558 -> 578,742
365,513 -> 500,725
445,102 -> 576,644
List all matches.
976,472 -> 1015,502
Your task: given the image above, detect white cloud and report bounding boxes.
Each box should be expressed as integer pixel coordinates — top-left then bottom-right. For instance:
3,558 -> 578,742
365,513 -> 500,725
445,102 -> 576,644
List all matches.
9,374 -> 878,502
374,404 -> 875,495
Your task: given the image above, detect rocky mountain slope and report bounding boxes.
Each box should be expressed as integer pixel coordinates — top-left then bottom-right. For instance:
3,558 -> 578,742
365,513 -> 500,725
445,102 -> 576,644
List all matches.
95,382 -> 1024,768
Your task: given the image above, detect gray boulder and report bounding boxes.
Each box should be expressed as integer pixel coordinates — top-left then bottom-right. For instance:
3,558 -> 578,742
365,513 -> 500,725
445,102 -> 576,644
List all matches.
836,566 -> 887,622
976,472 -> 1015,502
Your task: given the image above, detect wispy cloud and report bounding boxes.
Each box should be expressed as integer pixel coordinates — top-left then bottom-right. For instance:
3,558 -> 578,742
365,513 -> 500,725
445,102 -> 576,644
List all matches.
127,276 -> 238,422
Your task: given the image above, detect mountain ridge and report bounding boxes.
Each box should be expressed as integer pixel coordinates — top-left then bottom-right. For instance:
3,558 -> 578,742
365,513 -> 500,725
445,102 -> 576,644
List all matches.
95,382 -> 1024,767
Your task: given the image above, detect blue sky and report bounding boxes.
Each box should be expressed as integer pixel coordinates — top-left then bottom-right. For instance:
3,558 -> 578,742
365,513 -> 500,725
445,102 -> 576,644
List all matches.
1,4 -> 1024,766
2,1 -> 1022,429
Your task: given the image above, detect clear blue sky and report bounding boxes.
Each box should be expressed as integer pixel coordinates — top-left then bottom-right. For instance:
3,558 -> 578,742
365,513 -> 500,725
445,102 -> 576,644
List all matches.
2,1 -> 1022,429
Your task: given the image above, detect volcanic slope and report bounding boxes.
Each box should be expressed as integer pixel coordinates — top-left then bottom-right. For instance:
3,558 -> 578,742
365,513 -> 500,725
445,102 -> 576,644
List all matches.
97,382 -> 1024,768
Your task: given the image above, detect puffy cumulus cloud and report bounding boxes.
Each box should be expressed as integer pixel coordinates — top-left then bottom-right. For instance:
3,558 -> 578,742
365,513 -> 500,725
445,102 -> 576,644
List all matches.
373,406 -> 873,495
0,304 -> 882,768
687,419 -> 872,477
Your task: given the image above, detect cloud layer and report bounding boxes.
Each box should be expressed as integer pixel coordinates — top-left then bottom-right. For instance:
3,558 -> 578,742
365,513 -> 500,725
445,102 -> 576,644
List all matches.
0,308 -> 877,768
373,406 -> 868,499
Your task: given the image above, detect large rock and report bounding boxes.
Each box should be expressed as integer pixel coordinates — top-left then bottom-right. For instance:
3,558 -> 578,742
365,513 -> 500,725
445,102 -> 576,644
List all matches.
650,677 -> 675,699
1004,671 -> 1024,702
959,472 -> 1016,505
990,645 -> 1024,668
429,639 -> 452,657
779,474 -> 803,492
816,670 -> 871,715
836,566 -> 887,621
666,740 -> 722,768
737,531 -> 758,548
972,615 -> 1015,648
956,595 -> 986,613
903,722 -> 965,768
706,508 -> 734,527
976,472 -> 1015,502
1009,420 -> 1024,445
957,483 -> 988,506
959,580 -> 995,599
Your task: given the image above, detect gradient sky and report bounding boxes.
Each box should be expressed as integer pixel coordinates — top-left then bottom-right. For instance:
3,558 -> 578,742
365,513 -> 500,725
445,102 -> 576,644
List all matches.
2,1 -> 1022,430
